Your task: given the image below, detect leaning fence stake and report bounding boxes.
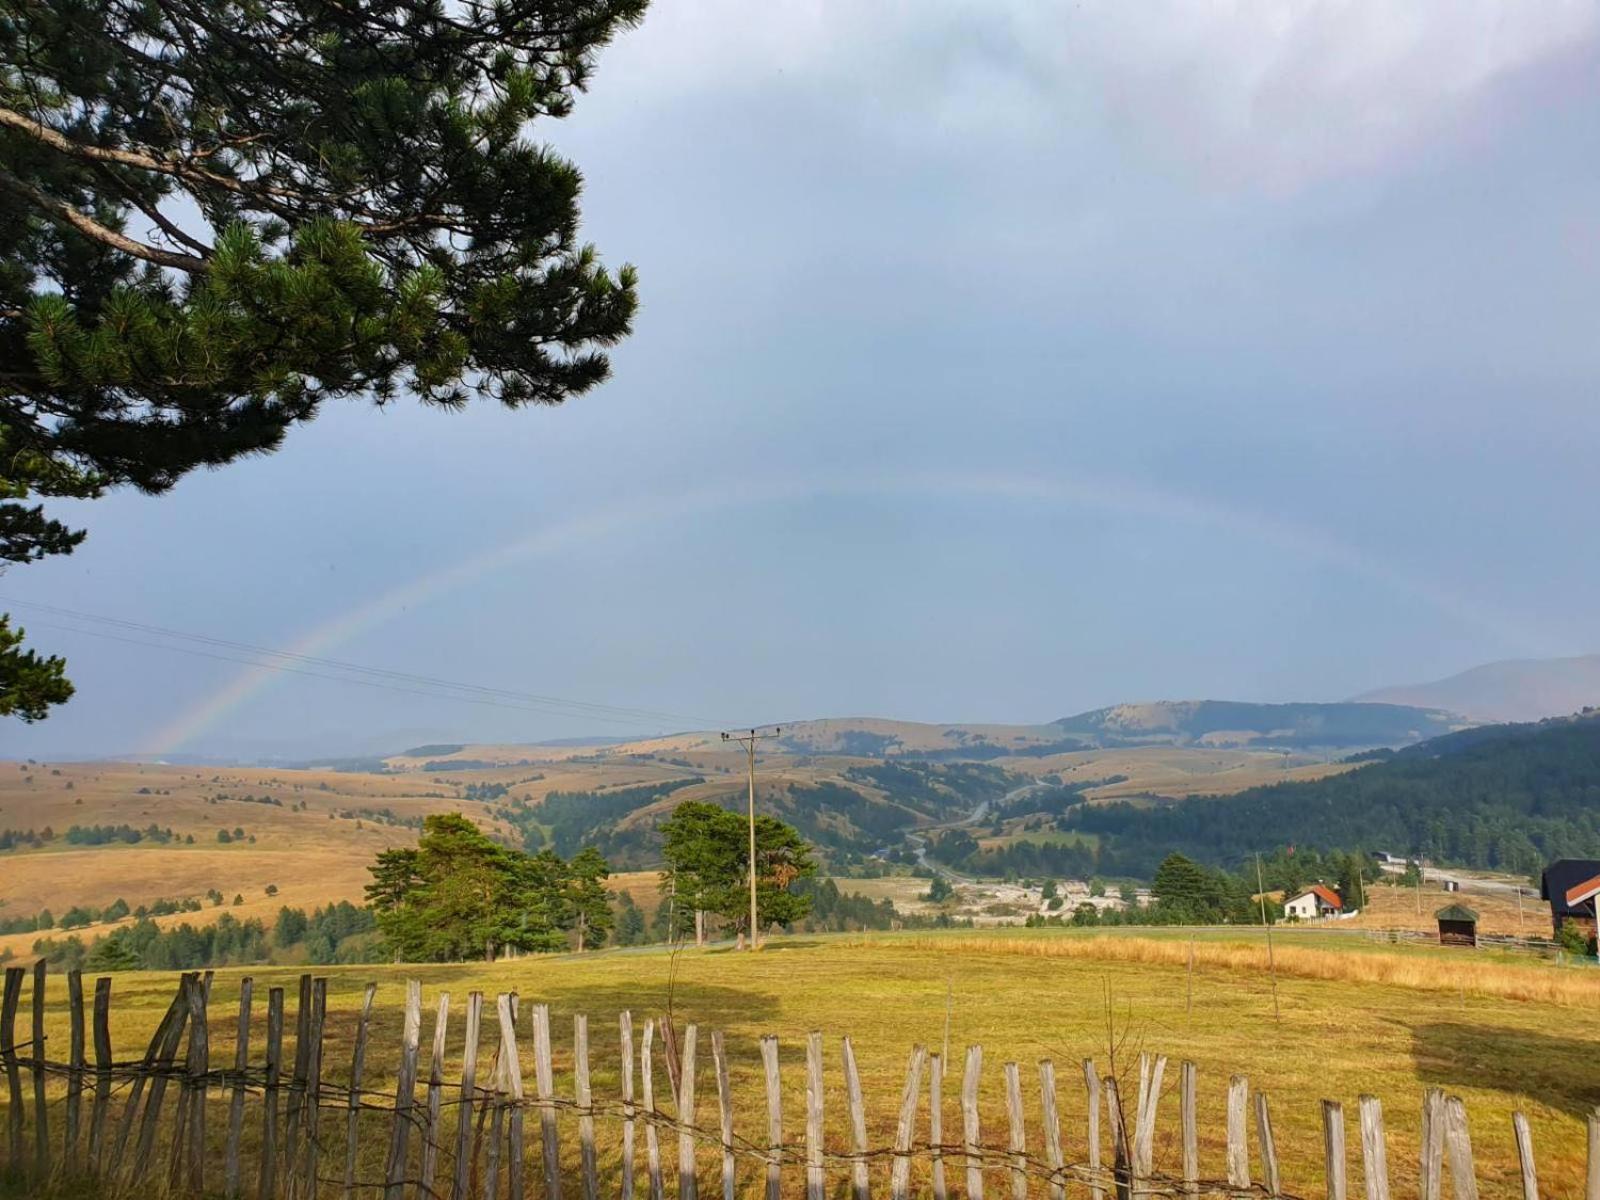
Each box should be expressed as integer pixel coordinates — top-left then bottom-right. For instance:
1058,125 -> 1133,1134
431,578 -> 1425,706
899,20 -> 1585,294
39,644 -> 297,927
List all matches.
1358,1095 -> 1390,1200
806,1031 -> 826,1200
259,987 -> 285,1200
1256,1090 -> 1281,1199
130,972 -> 194,1188
1039,1059 -> 1064,1200
1003,1061 -> 1027,1200
1083,1060 -> 1103,1200
578,1013 -> 599,1200
1443,1096 -> 1479,1200
845,1037 -> 872,1200
962,1044 -> 984,1200
1226,1075 -> 1250,1198
931,1053 -> 948,1200
1510,1112 -> 1537,1200
892,1045 -> 927,1200
303,978 -> 328,1200
1420,1089 -> 1446,1200
183,972 -> 211,1197
1,967 -> 20,1169
533,1003 -> 561,1200
65,968 -> 85,1171
30,959 -> 49,1178
89,976 -> 113,1171
761,1035 -> 783,1200
643,1018 -> 664,1200
419,992 -> 450,1200
1323,1100 -> 1347,1200
342,982 -> 376,1200
501,995 -> 527,1200
225,978 -> 254,1200
679,1023 -> 700,1200
1134,1055 -> 1166,1189
384,979 -> 422,1200
1180,1062 -> 1198,1197
713,1030 -> 736,1200
1104,1076 -> 1131,1200
621,1013 -> 637,1200
450,992 -> 483,1200
284,974 -> 313,1179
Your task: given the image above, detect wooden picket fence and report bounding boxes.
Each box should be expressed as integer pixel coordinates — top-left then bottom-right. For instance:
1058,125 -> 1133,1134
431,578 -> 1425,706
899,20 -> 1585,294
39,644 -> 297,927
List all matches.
0,960 -> 1586,1199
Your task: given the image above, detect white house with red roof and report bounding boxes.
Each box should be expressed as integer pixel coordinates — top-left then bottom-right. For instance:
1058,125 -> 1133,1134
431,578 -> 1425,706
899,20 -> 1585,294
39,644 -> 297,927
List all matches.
1283,884 -> 1343,920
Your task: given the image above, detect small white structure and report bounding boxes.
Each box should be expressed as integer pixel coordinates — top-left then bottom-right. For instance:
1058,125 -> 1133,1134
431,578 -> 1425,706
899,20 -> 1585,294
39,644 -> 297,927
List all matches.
1283,884 -> 1343,920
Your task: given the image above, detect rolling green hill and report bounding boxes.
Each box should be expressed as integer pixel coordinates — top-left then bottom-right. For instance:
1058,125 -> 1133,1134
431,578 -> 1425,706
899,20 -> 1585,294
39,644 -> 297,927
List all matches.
1070,713 -> 1600,876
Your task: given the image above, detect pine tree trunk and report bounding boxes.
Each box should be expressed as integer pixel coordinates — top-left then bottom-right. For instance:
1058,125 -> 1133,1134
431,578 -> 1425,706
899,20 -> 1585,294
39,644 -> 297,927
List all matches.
577,914 -> 586,954
695,910 -> 705,947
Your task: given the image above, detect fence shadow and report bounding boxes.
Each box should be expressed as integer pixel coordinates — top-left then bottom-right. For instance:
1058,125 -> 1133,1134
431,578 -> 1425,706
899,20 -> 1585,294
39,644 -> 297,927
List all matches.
1411,1022 -> 1600,1116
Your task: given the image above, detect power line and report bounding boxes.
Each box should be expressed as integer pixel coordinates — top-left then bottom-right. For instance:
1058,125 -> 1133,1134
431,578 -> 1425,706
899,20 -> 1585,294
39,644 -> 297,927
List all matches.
3,597 -> 732,731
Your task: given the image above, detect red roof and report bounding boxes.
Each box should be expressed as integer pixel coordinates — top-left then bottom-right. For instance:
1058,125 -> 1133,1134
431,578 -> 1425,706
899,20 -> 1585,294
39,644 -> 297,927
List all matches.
1565,874 -> 1600,907
1295,884 -> 1343,910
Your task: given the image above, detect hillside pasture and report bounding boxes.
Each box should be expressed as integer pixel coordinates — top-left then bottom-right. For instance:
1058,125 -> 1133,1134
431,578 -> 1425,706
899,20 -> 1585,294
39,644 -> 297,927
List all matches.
10,928 -> 1599,1200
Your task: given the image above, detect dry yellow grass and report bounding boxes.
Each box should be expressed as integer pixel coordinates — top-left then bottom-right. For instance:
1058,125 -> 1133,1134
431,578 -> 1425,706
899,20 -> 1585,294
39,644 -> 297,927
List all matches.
11,928 -> 1600,1200
902,927 -> 1599,1006
1344,880 -> 1542,938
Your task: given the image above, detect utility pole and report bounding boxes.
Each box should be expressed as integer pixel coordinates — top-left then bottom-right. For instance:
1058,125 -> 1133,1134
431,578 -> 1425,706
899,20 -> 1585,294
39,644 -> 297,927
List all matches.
722,726 -> 781,950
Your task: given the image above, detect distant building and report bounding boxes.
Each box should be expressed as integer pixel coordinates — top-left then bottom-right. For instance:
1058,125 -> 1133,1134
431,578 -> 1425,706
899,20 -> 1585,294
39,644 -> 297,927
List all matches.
1435,903 -> 1479,948
1541,859 -> 1600,939
1283,884 -> 1343,920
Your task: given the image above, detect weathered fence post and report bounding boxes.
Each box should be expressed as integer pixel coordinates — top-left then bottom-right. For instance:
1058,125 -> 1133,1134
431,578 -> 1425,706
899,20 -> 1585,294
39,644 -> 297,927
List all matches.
450,992 -> 483,1200
578,1013 -> 600,1200
1510,1112 -> 1537,1200
1003,1061 -> 1027,1200
1256,1090 -> 1281,1200
1038,1059 -> 1064,1200
761,1035 -> 783,1200
1,966 -> 21,1169
259,986 -> 286,1200
501,994 -> 528,1200
844,1037 -> 871,1200
284,974 -> 313,1179
930,1053 -> 947,1200
1225,1075 -> 1250,1200
1322,1100 -> 1347,1200
1358,1095 -> 1389,1200
226,978 -> 254,1200
182,971 -> 211,1196
1082,1060 -> 1103,1200
30,959 -> 49,1178
130,972 -> 194,1188
303,977 -> 328,1200
533,1002 -> 561,1200
1420,1089 -> 1446,1200
678,1023 -> 700,1200
343,982 -> 376,1200
1180,1062 -> 1198,1198
1103,1076 -> 1131,1200
420,991 -> 450,1200
961,1044 -> 983,1200
806,1031 -> 825,1200
1133,1055 -> 1166,1192
622,1013 -> 638,1200
712,1030 -> 735,1200
643,1019 -> 664,1200
65,968 -> 85,1171
1443,1096 -> 1478,1200
89,976 -> 113,1171
384,979 -> 423,1200
1588,1107 -> 1600,1200
892,1045 -> 927,1200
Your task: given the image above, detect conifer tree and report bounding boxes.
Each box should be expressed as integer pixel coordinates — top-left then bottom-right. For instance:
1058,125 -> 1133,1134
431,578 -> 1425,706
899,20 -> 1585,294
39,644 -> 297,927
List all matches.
0,0 -> 644,714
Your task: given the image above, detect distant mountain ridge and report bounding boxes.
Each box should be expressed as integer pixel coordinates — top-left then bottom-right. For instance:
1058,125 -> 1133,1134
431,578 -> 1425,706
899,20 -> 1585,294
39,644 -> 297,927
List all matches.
1353,654 -> 1600,724
1050,699 -> 1462,751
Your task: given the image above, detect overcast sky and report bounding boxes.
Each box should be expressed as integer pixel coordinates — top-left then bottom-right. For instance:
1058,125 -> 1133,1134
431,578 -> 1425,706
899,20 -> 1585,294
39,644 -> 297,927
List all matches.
6,1 -> 1600,759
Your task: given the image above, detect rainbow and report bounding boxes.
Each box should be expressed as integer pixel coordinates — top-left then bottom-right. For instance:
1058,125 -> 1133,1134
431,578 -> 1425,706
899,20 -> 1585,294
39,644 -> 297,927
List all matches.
145,469 -> 1550,756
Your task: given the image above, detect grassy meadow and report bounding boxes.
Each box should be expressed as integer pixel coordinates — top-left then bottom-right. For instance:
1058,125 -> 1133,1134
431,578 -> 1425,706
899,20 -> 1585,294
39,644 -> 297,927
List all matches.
11,927 -> 1600,1200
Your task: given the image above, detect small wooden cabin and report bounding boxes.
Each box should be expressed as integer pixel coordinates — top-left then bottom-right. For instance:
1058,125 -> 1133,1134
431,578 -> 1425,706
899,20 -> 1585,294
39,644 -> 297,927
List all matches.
1435,903 -> 1479,948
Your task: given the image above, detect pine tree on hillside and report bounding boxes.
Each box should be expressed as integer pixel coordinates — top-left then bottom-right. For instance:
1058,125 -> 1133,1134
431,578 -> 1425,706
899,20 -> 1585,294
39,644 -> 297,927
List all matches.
0,0 -> 644,715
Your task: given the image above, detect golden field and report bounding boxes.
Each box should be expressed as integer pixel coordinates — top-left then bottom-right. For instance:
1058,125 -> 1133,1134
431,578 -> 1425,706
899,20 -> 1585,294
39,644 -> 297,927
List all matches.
7,928 -> 1599,1200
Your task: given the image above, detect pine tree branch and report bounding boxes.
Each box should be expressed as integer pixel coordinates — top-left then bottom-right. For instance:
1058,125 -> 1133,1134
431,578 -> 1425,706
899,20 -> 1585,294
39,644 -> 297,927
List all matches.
0,166 -> 209,273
